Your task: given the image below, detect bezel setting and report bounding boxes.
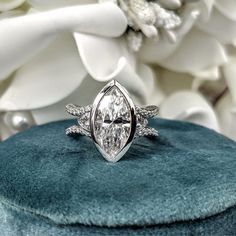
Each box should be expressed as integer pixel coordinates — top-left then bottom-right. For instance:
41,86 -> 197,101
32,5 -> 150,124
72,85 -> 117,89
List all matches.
90,80 -> 137,163
65,79 -> 159,163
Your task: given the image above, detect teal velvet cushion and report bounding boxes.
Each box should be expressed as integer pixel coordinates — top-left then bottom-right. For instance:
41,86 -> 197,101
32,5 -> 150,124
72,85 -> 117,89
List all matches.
0,119 -> 236,236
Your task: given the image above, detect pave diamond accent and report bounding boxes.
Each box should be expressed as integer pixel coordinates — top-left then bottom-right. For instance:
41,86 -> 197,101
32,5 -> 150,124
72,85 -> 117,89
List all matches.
78,113 -> 90,131
93,86 -> 132,159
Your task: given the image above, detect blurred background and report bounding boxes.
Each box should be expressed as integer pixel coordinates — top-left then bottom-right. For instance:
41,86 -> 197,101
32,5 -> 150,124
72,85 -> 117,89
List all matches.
0,0 -> 236,141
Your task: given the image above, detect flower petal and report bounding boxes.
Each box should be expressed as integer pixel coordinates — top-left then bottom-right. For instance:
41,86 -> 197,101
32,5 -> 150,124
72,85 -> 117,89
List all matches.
31,75 -> 104,124
215,92 -> 236,141
0,114 -> 12,140
27,0 -> 96,10
138,36 -> 181,63
215,0 -> 236,21
197,0 -> 214,20
157,68 -> 194,95
74,32 -> 135,81
160,91 -> 219,131
0,34 -> 87,111
157,0 -> 181,10
158,28 -> 227,73
196,8 -> 236,44
191,67 -> 220,90
191,67 -> 220,80
135,64 -> 165,105
222,58 -> 236,104
0,9 -> 24,19
49,2 -> 127,37
0,0 -> 25,12
138,5 -> 200,63
111,61 -> 150,105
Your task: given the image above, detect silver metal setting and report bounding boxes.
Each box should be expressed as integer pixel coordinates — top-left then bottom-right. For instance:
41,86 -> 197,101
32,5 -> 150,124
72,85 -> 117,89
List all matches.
66,80 -> 159,162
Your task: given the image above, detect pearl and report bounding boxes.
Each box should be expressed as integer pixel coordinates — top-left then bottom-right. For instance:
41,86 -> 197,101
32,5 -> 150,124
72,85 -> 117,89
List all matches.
3,111 -> 35,132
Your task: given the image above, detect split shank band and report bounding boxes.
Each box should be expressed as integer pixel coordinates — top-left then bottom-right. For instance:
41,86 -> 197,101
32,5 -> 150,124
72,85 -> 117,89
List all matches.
65,80 -> 159,162
66,104 -> 159,138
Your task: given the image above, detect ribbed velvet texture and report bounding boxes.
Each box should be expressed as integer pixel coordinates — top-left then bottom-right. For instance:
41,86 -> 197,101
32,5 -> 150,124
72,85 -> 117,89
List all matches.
0,119 -> 235,236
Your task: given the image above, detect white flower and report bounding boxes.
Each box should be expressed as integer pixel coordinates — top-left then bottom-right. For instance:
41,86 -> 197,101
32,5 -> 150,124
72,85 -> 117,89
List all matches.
0,0 -> 236,142
0,0 -> 159,139
137,0 -> 236,139
0,1 -> 129,139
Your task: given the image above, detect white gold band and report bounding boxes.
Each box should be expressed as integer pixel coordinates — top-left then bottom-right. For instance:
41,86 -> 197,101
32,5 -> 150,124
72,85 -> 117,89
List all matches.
66,104 -> 159,138
65,80 -> 159,162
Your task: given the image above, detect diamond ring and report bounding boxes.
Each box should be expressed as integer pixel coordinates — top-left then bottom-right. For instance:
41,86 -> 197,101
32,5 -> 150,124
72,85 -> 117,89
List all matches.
65,80 -> 159,162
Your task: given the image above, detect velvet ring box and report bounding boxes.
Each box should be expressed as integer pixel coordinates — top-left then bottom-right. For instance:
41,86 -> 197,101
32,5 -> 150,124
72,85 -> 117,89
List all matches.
0,119 -> 236,236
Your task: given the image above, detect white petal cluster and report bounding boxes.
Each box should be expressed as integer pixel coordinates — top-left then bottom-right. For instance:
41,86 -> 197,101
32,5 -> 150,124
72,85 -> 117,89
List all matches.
118,0 -> 183,50
0,0 -> 235,142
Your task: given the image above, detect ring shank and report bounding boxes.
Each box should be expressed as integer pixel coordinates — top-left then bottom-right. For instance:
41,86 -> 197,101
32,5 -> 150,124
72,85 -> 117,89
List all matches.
66,104 -> 159,138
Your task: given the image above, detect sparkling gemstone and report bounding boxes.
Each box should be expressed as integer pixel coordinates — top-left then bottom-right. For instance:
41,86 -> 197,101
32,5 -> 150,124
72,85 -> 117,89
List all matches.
78,113 -> 90,131
93,87 -> 132,159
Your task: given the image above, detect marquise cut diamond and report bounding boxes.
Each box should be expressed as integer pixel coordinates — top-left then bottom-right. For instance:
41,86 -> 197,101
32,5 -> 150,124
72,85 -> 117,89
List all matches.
94,87 -> 132,159
66,79 -> 159,162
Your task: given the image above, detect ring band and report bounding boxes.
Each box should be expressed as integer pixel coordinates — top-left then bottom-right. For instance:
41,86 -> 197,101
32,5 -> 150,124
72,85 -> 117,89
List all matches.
65,80 -> 159,162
